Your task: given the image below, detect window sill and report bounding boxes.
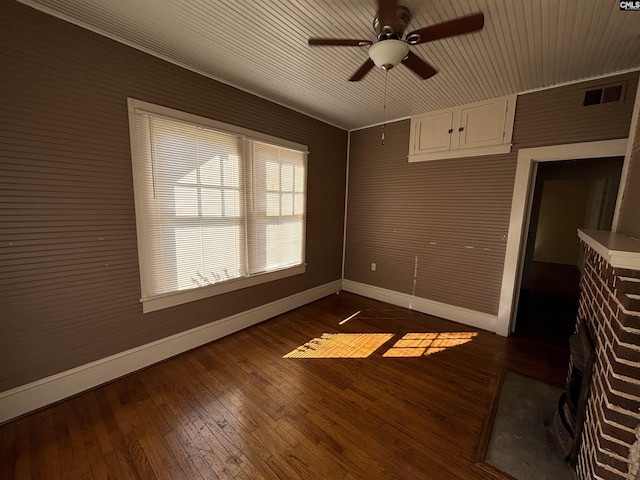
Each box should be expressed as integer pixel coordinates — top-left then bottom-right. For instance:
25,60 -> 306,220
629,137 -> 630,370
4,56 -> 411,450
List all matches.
141,264 -> 306,313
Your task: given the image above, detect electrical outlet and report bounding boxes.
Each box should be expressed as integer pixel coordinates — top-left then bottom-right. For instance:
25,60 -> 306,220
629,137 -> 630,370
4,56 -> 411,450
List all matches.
371,262 -> 376,271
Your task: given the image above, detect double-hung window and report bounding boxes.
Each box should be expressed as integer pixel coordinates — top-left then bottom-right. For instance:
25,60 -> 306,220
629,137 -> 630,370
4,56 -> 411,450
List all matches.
128,99 -> 307,312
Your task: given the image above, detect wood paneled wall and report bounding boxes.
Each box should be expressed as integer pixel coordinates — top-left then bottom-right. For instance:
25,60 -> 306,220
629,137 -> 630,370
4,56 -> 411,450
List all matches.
345,72 -> 638,317
617,106 -> 640,238
513,74 -> 637,148
0,1 -> 347,391
345,121 -> 516,314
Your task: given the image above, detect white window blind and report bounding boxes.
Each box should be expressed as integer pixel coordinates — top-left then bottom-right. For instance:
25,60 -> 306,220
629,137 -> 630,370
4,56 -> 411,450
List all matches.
128,99 -> 307,312
248,141 -> 305,274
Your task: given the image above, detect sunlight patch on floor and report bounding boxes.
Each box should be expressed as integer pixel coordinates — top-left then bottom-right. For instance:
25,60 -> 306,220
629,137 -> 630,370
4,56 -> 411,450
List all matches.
382,332 -> 478,358
338,310 -> 361,325
283,333 -> 394,358
284,331 -> 478,359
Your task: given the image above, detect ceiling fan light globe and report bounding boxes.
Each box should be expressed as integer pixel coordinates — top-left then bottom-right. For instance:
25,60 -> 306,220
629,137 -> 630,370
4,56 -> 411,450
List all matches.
368,39 -> 409,69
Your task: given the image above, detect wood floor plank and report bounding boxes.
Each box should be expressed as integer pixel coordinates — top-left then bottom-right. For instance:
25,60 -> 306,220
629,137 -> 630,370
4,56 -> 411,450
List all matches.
0,418 -> 16,479
41,410 -> 63,479
51,403 -> 75,480
0,292 -> 570,479
100,389 -> 158,480
60,402 -> 94,480
119,431 -> 158,480
27,413 -> 49,479
169,386 -> 254,479
129,401 -> 193,480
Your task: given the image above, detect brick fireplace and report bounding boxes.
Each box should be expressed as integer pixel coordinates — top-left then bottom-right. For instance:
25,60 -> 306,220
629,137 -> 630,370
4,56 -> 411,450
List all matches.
575,230 -> 640,480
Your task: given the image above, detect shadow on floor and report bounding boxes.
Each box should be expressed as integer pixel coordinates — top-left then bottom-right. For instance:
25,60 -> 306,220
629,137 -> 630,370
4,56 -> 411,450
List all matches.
485,371 -> 577,480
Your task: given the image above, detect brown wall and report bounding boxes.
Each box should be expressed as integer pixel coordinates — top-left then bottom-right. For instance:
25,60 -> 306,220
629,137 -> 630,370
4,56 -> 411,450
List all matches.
0,2 -> 347,391
617,106 -> 640,239
345,73 -> 638,316
533,179 -> 591,266
345,122 -> 516,314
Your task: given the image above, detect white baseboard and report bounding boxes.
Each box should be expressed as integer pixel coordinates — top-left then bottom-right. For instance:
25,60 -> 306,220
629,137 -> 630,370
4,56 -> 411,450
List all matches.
0,280 -> 341,424
341,279 -> 499,334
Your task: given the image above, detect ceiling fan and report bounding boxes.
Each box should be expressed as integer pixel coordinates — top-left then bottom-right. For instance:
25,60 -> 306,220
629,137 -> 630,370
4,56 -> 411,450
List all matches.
308,0 -> 485,82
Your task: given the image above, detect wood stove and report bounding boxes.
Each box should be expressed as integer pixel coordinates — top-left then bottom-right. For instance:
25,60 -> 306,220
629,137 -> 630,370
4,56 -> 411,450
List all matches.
553,318 -> 595,465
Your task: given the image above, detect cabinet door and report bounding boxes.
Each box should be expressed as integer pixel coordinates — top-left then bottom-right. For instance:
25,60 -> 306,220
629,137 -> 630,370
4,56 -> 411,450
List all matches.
458,99 -> 507,149
411,111 -> 454,154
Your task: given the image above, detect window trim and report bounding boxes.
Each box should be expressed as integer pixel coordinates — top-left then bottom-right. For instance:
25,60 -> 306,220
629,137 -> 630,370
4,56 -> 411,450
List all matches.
127,98 -> 308,313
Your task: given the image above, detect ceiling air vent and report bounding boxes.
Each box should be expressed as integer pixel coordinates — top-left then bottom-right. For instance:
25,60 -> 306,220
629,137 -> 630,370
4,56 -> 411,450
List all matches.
583,83 -> 625,106
602,84 -> 623,103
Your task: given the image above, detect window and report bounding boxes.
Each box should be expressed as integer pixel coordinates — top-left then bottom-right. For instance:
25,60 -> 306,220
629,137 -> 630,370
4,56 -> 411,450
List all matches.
128,99 -> 307,312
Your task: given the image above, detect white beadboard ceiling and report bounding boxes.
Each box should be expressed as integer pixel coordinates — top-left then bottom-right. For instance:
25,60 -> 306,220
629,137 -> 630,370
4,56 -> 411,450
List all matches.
20,0 -> 640,130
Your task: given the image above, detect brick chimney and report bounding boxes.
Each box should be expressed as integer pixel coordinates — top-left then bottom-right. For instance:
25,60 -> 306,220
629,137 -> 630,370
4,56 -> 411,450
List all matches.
575,230 -> 640,480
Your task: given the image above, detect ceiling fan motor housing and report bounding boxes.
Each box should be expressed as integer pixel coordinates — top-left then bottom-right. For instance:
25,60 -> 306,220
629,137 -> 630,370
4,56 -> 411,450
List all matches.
373,5 -> 412,39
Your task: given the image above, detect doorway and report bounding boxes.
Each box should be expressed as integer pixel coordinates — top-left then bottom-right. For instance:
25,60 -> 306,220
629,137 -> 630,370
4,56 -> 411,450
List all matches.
514,157 -> 624,346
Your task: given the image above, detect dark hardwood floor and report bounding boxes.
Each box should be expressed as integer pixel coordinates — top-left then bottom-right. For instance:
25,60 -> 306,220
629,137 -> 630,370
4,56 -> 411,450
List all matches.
0,292 -> 570,479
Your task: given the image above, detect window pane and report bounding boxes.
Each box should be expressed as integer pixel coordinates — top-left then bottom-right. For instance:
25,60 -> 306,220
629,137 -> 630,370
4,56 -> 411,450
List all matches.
202,224 -> 245,281
295,165 -> 304,192
267,192 -> 280,216
142,116 -> 247,296
200,156 -> 221,185
173,186 -> 199,216
223,155 -> 240,188
201,188 -> 223,216
281,193 -> 294,215
171,224 -> 246,291
294,193 -> 304,215
266,161 -> 280,190
266,220 -> 303,268
181,170 -> 197,184
223,190 -> 241,216
248,141 -> 306,275
281,164 -> 294,192
174,226 -> 207,290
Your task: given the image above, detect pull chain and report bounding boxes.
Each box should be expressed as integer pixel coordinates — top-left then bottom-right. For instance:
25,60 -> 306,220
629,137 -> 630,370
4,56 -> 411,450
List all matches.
381,69 -> 388,146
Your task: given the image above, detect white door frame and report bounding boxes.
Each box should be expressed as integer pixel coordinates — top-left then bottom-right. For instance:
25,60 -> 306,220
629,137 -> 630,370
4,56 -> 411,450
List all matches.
495,138 -> 629,336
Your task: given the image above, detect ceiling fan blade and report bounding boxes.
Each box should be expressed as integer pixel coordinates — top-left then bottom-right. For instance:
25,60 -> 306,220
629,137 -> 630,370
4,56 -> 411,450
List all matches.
401,51 -> 438,80
406,13 -> 484,45
349,58 -> 375,82
377,0 -> 400,35
309,38 -> 373,47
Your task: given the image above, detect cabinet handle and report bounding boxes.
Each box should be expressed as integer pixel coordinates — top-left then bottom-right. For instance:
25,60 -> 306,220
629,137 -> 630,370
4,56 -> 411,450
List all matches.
459,127 -> 464,132
448,128 -> 453,134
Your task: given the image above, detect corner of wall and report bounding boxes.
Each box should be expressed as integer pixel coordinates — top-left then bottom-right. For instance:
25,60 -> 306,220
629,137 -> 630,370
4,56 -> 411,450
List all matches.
613,76 -> 640,237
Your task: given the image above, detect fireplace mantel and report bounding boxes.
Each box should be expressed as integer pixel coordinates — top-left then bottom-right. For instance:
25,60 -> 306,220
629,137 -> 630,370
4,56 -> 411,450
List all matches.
577,229 -> 640,270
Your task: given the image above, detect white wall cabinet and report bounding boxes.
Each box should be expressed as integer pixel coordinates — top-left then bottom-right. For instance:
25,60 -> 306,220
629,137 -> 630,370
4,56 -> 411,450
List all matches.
408,94 -> 517,162
411,111 -> 455,154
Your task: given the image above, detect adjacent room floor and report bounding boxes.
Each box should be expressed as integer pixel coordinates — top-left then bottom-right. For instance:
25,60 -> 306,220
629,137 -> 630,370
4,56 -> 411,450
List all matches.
0,292 -> 571,479
515,261 -> 581,353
